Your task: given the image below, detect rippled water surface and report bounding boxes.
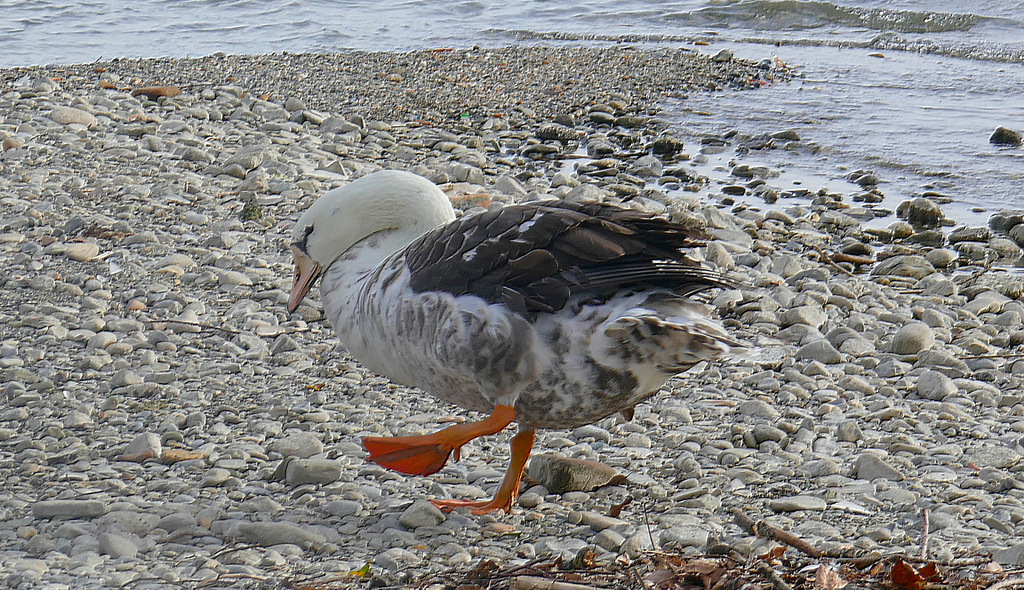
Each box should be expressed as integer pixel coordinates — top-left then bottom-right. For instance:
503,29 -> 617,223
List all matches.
4,0 -> 1023,224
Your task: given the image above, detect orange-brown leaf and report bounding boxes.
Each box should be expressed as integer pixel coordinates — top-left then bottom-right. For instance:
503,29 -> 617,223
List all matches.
814,564 -> 848,590
918,562 -> 939,580
759,546 -> 787,560
890,559 -> 924,590
644,567 -> 677,588
160,449 -> 207,464
608,496 -> 633,518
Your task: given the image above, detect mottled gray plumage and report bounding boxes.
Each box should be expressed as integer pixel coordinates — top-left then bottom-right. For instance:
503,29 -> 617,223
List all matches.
316,197 -> 741,429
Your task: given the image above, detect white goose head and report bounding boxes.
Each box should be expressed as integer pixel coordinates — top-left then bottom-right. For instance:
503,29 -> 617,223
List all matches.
287,170 -> 455,313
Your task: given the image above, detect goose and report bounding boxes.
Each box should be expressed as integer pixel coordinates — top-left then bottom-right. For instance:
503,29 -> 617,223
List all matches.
287,169 -> 740,513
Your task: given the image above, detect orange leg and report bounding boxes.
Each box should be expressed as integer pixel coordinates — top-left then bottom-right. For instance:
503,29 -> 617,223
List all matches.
431,429 -> 536,515
362,405 -> 515,476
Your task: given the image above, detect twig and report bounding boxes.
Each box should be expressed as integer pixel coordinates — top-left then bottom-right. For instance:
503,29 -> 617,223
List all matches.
512,576 -> 603,590
755,562 -> 795,590
732,509 -> 824,558
641,499 -> 656,552
210,543 -> 258,559
156,526 -> 209,543
813,245 -> 856,277
144,319 -> 244,335
960,352 -> 1024,360
988,578 -> 1024,590
920,509 -> 930,561
197,573 -> 270,588
630,564 -> 655,590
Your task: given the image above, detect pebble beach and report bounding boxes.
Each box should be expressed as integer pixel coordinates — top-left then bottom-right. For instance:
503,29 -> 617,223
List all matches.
2,46 -> 1024,588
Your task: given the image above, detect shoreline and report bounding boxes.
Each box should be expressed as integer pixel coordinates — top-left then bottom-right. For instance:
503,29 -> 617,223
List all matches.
2,47 -> 1024,588
0,47 -> 781,120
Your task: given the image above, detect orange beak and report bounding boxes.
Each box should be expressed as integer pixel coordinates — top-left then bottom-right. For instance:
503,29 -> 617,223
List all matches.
287,246 -> 323,314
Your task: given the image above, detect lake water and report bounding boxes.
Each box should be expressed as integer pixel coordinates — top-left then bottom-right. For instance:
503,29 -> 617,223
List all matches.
4,0 -> 1023,227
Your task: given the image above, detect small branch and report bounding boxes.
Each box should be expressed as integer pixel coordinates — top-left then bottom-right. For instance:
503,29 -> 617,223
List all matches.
512,575 -> 603,590
144,319 -> 244,335
732,509 -> 824,558
813,246 -> 857,277
988,578 -> 1024,590
920,509 -> 930,561
755,562 -> 795,590
960,351 -> 1024,360
197,573 -> 269,588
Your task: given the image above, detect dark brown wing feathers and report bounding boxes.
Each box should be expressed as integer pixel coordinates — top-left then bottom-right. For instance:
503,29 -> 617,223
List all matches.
405,200 -> 731,315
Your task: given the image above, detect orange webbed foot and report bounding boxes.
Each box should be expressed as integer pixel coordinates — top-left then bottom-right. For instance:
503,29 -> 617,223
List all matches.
362,437 -> 456,476
429,429 -> 536,515
361,405 -> 516,477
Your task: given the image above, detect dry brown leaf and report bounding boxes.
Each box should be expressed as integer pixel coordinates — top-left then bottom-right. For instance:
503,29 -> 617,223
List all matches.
608,496 -> 632,518
814,564 -> 848,590
890,558 -> 924,590
759,546 -> 787,560
160,449 -> 207,464
644,567 -> 677,588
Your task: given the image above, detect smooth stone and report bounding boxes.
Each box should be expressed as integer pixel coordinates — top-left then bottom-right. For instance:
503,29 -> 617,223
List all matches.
796,340 -> 842,364
218,270 -> 253,286
594,529 -> 627,552
325,500 -> 363,517
119,432 -> 161,462
897,197 -> 944,227
527,454 -> 624,494
779,305 -> 827,329
49,106 -> 97,127
990,126 -> 1023,146
891,322 -> 935,354
157,512 -> 196,532
285,458 -> 343,485
201,468 -> 232,487
965,290 -> 1012,315
916,370 -> 957,400
398,500 -> 446,529
66,243 -> 100,262
659,525 -> 709,548
376,547 -> 422,571
964,445 -> 1021,469
836,420 -> 863,442
32,500 -> 106,519
871,255 -> 935,279
736,399 -> 781,419
854,453 -> 905,481
237,521 -> 326,550
924,248 -> 957,268
98,532 -> 138,559
769,495 -> 827,512
994,543 -> 1024,566
271,432 -> 323,458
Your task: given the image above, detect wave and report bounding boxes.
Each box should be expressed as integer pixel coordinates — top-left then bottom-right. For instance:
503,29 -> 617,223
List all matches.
494,28 -> 1024,65
677,0 -> 1008,35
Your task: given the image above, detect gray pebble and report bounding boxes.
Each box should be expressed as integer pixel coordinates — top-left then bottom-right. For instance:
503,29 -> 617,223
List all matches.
32,500 -> 106,520
237,521 -> 326,550
399,500 -> 446,529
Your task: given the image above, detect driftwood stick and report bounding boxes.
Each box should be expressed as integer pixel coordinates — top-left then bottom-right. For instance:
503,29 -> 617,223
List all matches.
812,246 -> 856,277
960,352 -> 1024,360
732,509 -> 824,558
920,509 -> 930,561
512,575 -> 603,590
755,562 -> 795,590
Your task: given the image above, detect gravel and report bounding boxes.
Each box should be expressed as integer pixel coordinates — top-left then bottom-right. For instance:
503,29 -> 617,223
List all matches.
2,46 -> 1024,588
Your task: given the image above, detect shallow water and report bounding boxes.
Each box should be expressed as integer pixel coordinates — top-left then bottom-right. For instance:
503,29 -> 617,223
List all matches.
4,0 -> 1023,227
